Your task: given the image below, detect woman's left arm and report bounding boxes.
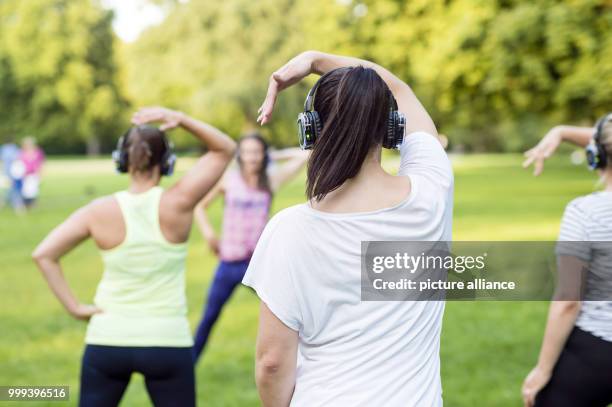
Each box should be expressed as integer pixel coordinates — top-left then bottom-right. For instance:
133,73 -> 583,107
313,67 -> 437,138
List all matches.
268,148 -> 309,192
32,205 -> 102,320
255,302 -> 299,407
521,255 -> 585,407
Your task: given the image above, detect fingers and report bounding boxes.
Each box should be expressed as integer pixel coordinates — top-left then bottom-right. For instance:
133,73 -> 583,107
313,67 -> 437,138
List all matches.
522,148 -> 546,176
257,76 -> 280,125
533,158 -> 544,176
522,155 -> 535,169
521,384 -> 532,407
132,110 -> 161,125
159,121 -> 178,132
131,106 -> 166,125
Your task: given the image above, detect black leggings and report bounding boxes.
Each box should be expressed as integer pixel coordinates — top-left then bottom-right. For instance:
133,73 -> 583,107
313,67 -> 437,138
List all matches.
79,345 -> 195,407
535,327 -> 612,407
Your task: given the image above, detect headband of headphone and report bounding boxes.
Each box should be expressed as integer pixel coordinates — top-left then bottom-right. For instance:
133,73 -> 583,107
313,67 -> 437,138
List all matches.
112,126 -> 176,176
586,113 -> 612,170
297,67 -> 406,150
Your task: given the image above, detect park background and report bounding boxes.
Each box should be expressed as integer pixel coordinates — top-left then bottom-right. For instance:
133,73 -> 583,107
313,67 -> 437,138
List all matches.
0,0 -> 611,406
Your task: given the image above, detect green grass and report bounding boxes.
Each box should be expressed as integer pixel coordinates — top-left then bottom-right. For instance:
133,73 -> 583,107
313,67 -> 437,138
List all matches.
0,153 -> 600,406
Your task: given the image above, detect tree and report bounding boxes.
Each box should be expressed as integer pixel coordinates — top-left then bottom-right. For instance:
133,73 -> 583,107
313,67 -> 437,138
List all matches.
0,0 -> 127,154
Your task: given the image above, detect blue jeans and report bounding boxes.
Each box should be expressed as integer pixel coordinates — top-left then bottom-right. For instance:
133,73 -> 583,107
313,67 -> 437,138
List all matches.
193,259 -> 250,362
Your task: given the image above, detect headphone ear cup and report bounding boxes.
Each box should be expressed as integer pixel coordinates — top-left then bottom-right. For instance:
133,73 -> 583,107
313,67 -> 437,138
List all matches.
112,132 -> 131,173
160,139 -> 176,176
395,112 -> 406,147
162,153 -> 177,176
586,141 -> 606,170
112,148 -> 129,173
384,111 -> 396,149
383,111 -> 405,150
297,111 -> 319,150
597,143 -> 608,169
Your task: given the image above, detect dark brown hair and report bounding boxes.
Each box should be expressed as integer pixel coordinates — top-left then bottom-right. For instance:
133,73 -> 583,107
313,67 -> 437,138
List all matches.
306,66 -> 393,201
237,132 -> 272,195
125,125 -> 168,173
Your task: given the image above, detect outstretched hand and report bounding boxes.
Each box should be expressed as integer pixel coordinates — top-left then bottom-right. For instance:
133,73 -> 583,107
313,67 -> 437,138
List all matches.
522,128 -> 562,176
132,107 -> 184,131
257,52 -> 315,125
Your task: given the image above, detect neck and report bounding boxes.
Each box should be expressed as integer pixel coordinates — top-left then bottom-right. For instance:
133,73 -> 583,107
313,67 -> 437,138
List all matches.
128,171 -> 160,193
311,149 -> 386,207
241,168 -> 259,186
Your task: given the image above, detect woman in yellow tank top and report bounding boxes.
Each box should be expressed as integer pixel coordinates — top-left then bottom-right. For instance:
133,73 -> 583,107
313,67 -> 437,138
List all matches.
32,107 -> 236,407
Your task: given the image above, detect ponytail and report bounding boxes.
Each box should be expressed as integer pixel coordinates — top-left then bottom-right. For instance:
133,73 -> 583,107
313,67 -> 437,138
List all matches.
124,125 -> 168,174
306,66 -> 392,201
128,137 -> 153,172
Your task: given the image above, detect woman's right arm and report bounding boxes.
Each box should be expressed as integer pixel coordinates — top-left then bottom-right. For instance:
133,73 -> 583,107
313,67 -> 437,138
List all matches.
194,180 -> 225,255
132,107 -> 237,211
32,205 -> 102,320
523,125 -> 594,176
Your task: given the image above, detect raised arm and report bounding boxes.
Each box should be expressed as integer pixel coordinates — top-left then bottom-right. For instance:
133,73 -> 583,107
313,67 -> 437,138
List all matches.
523,125 -> 594,176
132,107 -> 236,211
268,148 -> 309,192
32,205 -> 102,320
258,50 -> 437,137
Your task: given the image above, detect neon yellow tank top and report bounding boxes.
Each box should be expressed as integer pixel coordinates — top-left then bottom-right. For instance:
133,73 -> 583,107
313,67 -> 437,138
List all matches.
85,186 -> 192,347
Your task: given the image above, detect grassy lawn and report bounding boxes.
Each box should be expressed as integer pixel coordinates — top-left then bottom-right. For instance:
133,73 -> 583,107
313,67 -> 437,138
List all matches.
0,153 -> 599,406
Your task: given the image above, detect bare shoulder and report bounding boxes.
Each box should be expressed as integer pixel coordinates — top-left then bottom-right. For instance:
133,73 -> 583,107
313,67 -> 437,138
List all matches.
85,195 -> 121,222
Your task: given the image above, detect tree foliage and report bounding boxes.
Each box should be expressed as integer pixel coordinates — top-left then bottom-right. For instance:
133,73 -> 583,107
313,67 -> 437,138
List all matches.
0,0 -> 126,153
123,0 -> 612,151
1,0 -> 611,153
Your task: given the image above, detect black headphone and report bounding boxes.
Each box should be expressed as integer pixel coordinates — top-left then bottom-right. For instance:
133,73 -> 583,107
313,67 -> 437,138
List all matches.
297,68 -> 406,150
112,126 -> 176,176
586,113 -> 612,170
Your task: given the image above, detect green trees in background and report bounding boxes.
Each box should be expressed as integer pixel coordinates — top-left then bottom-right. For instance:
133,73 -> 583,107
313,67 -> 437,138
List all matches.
121,0 -> 312,148
0,0 -> 610,152
124,0 -> 612,151
400,0 -> 612,150
0,0 -> 126,154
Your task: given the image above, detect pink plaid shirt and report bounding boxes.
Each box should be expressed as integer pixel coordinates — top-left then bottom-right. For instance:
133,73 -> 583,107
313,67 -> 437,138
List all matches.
219,171 -> 271,261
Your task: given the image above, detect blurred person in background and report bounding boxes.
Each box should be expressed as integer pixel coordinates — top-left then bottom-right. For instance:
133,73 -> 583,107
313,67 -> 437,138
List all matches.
192,132 -> 308,362
19,136 -> 45,208
0,136 -> 24,212
522,115 -> 612,407
32,107 -> 236,407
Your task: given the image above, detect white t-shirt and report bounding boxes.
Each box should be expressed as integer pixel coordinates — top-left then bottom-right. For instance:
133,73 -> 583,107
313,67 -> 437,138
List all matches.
243,132 -> 454,407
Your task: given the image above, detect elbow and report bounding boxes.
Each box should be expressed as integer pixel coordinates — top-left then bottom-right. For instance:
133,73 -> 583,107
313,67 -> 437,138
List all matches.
553,300 -> 581,316
31,247 -> 52,269
31,247 -> 44,265
255,354 -> 284,382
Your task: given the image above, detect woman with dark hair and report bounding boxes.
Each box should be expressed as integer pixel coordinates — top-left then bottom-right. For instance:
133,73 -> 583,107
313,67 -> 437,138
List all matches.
32,107 -> 236,407
192,131 -> 308,362
243,51 -> 453,406
522,116 -> 612,407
